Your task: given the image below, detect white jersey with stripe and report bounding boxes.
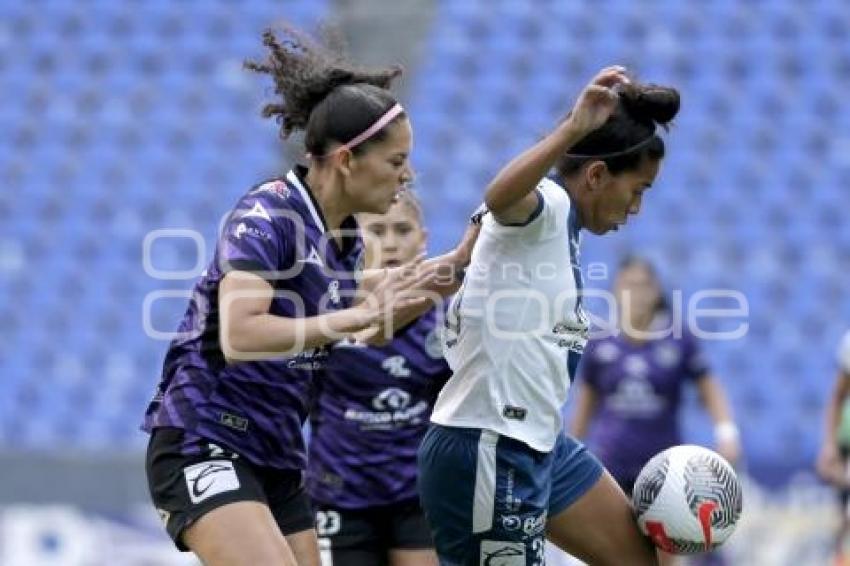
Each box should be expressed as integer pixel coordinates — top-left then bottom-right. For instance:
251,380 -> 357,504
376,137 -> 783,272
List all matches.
432,177 -> 589,453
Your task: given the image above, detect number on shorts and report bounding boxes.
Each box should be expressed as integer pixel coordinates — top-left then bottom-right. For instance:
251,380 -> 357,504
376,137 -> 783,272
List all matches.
315,510 -> 341,537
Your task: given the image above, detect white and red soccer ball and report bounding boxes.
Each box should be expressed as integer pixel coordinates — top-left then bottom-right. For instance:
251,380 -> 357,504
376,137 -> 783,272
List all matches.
632,445 -> 743,554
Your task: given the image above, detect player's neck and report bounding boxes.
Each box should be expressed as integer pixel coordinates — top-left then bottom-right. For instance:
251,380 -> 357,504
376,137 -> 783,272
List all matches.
621,312 -> 654,343
305,167 -> 352,231
560,176 -> 588,226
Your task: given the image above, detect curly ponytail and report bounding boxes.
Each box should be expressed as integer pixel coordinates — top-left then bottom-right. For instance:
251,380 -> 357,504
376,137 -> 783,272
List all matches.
244,25 -> 405,156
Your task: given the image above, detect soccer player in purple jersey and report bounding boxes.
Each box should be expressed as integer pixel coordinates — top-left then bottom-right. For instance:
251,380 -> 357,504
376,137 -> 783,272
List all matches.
142,25 -> 475,566
308,191 -> 447,566
570,257 -> 740,565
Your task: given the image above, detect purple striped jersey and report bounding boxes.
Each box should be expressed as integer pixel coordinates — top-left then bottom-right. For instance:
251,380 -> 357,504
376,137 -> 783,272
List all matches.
142,166 -> 365,470
307,307 -> 451,508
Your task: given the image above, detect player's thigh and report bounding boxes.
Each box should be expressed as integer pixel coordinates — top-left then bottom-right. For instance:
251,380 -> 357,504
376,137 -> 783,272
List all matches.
389,548 -> 439,566
546,470 -> 658,566
183,500 -> 296,566
285,528 -> 321,566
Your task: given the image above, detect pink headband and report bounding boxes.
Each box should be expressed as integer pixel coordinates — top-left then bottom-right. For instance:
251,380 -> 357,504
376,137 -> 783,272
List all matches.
308,103 -> 405,160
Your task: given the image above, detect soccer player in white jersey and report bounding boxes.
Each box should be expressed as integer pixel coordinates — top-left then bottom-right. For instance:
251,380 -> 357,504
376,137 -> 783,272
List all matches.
417,67 -> 680,566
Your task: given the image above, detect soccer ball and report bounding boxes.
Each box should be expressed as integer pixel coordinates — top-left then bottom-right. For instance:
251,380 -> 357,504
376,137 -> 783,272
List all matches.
631,445 -> 743,554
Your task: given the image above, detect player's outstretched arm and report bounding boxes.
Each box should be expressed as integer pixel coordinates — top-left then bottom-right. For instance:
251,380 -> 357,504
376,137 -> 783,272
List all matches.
360,212 -> 480,298
695,375 -> 741,464
483,66 -> 629,225
353,210 -> 483,345
218,270 -> 428,362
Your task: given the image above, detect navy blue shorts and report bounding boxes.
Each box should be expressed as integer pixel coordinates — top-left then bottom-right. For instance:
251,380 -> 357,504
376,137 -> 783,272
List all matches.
417,425 -> 603,566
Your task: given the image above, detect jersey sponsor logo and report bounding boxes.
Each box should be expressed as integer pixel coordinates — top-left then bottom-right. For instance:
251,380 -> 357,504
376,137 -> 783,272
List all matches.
183,460 -> 240,504
219,412 -> 250,432
382,355 -> 411,378
251,180 -> 291,199
327,280 -> 340,305
522,513 -> 546,537
233,222 -> 272,241
479,540 -> 525,566
286,346 -> 329,370
552,320 -> 589,353
297,246 -> 324,266
502,405 -> 527,421
316,470 -> 344,489
504,468 -> 522,513
372,387 -> 411,410
242,201 -> 272,222
500,514 -> 521,531
345,387 -> 428,430
607,375 -> 665,417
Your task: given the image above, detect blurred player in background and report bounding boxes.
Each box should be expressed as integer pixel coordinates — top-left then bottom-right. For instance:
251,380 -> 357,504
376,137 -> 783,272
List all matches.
308,191 -> 451,566
817,330 -> 850,566
418,66 -> 680,566
569,256 -> 740,565
142,24 -> 474,565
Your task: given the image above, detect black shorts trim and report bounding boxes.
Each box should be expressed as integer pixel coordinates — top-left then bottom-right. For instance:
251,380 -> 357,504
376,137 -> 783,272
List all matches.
314,498 -> 434,565
146,427 -> 314,551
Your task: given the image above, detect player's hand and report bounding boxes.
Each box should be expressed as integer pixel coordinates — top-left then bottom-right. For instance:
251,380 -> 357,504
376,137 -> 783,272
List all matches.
354,256 -> 435,341
453,211 -> 484,268
564,66 -> 630,137
817,442 -> 846,486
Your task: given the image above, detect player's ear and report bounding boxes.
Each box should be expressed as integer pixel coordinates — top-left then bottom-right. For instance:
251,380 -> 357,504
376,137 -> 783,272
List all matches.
335,148 -> 354,178
585,160 -> 609,191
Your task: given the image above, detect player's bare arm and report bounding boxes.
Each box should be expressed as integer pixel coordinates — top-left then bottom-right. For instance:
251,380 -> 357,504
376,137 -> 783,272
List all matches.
483,66 -> 629,224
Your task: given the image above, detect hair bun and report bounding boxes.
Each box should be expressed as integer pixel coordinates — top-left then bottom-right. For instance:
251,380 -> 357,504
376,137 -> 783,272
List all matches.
619,83 -> 680,127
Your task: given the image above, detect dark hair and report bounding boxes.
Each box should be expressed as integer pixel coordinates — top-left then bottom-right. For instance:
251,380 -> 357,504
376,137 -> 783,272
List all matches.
244,25 -> 405,157
556,82 -> 680,176
617,255 -> 669,314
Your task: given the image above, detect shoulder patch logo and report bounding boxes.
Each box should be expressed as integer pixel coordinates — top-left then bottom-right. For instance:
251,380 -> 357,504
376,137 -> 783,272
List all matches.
251,180 -> 291,199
